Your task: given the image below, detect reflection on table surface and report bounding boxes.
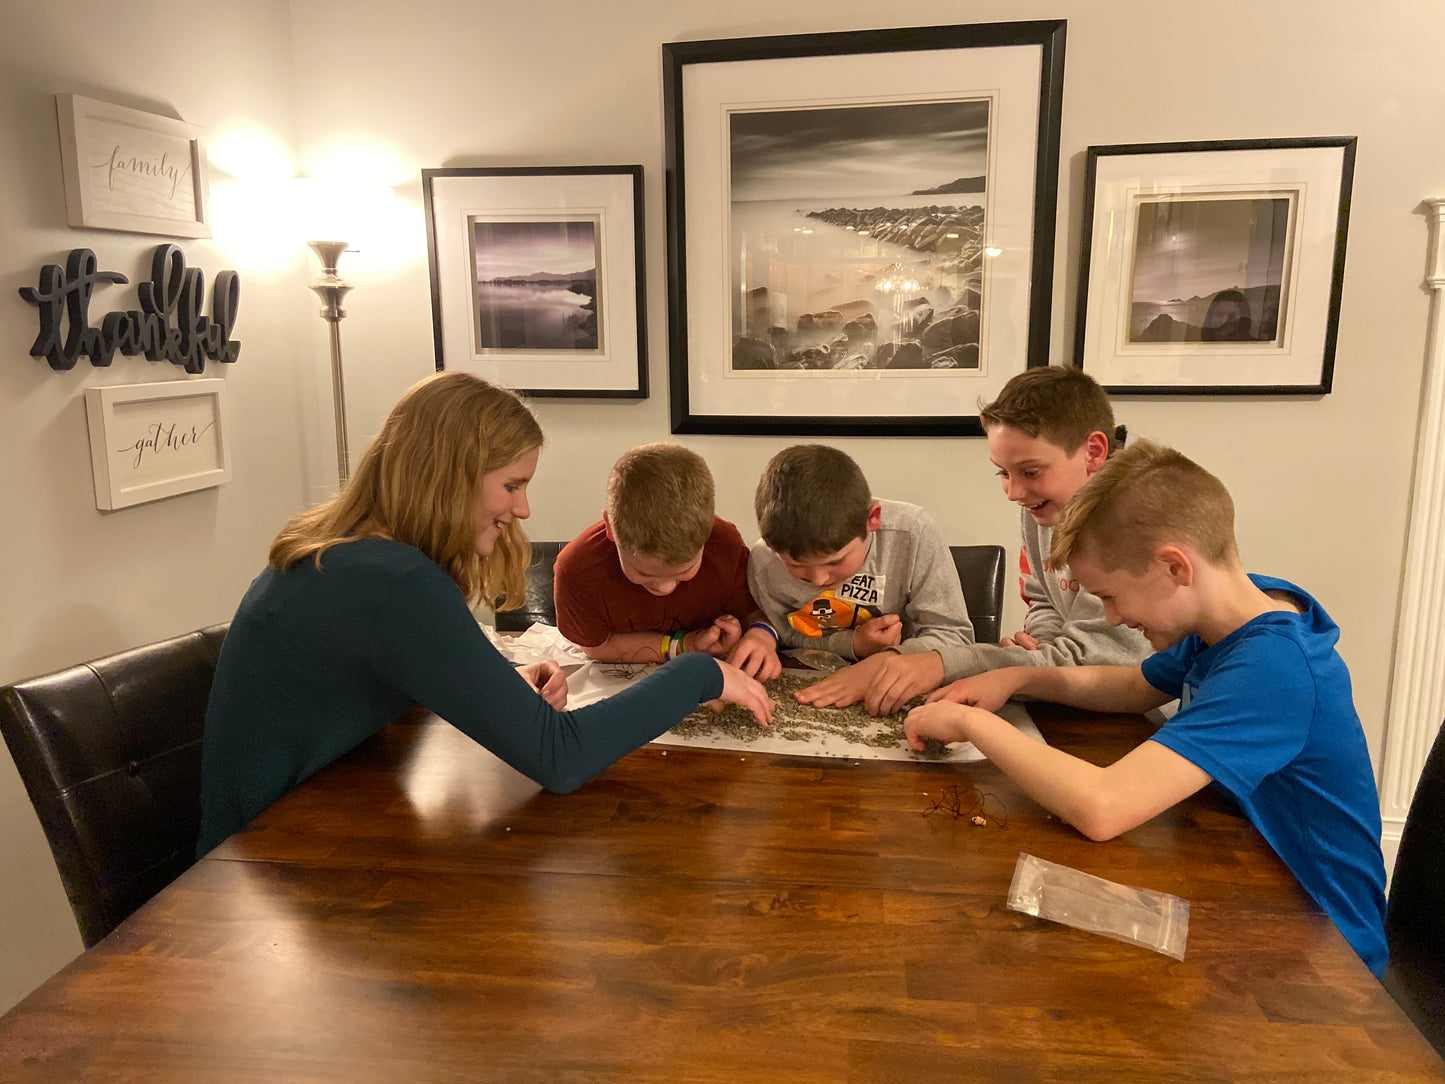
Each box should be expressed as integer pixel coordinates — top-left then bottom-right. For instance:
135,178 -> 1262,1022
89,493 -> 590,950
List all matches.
0,704 -> 1438,1082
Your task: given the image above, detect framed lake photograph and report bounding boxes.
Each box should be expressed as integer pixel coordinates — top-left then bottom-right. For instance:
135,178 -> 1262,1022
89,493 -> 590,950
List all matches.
422,166 -> 647,398
1075,137 -> 1356,395
662,20 -> 1066,436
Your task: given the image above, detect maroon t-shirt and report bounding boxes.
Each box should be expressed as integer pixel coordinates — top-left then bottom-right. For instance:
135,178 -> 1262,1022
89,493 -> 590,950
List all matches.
554,517 -> 758,647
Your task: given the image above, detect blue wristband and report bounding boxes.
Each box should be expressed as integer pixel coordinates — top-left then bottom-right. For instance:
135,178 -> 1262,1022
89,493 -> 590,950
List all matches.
748,621 -> 779,643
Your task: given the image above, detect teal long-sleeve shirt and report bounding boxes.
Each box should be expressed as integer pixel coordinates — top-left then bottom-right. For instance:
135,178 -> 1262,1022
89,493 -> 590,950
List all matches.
198,538 -> 722,855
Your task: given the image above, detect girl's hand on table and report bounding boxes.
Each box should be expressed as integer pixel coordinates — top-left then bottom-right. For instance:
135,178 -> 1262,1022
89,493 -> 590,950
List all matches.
518,661 -> 569,710
708,660 -> 773,727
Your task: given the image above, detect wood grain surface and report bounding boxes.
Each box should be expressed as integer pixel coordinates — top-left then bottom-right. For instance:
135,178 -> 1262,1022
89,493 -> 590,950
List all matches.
1,705 -> 1439,1082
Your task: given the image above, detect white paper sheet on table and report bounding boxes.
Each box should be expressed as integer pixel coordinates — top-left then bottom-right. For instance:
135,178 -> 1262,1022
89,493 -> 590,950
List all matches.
485,622 -> 1044,763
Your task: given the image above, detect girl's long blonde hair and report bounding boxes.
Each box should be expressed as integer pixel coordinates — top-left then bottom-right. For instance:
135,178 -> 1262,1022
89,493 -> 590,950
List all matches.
270,370 -> 543,607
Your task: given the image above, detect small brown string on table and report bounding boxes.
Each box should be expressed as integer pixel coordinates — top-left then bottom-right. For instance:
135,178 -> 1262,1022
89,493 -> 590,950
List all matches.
922,783 -> 1009,828
602,660 -> 647,680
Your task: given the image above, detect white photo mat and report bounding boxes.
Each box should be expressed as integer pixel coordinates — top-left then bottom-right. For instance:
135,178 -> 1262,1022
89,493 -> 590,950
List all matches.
84,379 -> 232,510
424,168 -> 645,396
1078,141 -> 1352,392
56,93 -> 211,238
675,42 -> 1046,425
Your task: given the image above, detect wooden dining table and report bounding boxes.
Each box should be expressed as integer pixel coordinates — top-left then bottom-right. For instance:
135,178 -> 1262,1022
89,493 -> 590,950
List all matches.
1,703 -> 1440,1082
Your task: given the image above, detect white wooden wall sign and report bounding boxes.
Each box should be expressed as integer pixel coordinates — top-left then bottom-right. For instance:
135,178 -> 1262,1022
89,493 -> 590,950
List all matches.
56,93 -> 211,238
84,380 -> 232,510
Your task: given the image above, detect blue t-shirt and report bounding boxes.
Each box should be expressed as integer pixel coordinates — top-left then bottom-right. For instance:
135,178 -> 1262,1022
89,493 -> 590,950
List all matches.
1140,574 -> 1387,976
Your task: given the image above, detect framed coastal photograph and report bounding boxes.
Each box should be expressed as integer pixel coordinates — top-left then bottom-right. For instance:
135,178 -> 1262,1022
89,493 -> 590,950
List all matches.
1075,137 -> 1356,395
662,20 -> 1066,436
422,166 -> 647,398
56,94 -> 211,238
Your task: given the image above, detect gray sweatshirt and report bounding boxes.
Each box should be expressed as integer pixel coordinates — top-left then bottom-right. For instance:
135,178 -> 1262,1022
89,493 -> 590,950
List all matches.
748,499 -> 975,664
941,509 -> 1152,679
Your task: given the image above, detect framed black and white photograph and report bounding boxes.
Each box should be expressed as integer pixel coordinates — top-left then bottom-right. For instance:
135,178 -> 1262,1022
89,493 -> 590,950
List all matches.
663,20 -> 1066,436
1075,137 -> 1356,395
56,94 -> 211,238
423,166 -> 647,398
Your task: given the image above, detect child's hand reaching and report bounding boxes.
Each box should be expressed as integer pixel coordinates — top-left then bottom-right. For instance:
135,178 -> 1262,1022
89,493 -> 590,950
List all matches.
726,623 -> 783,681
903,701 -> 979,751
926,669 -> 1023,713
517,661 -> 569,710
851,613 -> 902,657
705,660 -> 774,727
689,615 -> 742,657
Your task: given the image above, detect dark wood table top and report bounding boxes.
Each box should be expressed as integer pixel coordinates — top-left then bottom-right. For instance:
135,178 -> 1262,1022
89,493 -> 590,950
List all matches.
2,705 -> 1440,1082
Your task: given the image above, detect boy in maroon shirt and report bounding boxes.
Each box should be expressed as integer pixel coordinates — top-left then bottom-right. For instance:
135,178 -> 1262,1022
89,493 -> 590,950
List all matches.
554,443 -> 782,678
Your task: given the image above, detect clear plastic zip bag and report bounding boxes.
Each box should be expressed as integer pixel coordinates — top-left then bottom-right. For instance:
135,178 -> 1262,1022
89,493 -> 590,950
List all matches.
782,648 -> 851,673
1006,852 -> 1190,961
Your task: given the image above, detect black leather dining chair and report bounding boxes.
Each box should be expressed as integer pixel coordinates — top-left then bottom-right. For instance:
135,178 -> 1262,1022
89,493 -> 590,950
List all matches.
494,541 -> 564,631
949,544 -> 1007,645
0,624 -> 228,947
1382,720 -> 1445,1058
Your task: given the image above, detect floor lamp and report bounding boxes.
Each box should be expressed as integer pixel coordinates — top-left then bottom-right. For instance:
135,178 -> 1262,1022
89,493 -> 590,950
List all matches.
307,240 -> 354,486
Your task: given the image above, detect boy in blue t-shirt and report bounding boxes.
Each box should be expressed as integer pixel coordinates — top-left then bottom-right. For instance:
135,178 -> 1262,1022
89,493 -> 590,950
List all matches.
905,439 -> 1387,975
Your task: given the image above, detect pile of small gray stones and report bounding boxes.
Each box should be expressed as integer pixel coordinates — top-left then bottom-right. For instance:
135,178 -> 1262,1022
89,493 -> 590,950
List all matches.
670,669 -> 945,756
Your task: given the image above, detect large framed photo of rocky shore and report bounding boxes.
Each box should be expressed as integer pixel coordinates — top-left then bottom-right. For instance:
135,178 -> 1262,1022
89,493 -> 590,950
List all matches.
422,166 -> 647,398
1075,138 -> 1356,395
662,21 -> 1066,436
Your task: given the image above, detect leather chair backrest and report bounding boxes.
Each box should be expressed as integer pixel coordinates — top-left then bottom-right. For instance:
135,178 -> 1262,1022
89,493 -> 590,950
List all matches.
1382,719 -> 1445,1058
0,624 -> 228,947
949,544 -> 1006,645
494,541 -> 564,632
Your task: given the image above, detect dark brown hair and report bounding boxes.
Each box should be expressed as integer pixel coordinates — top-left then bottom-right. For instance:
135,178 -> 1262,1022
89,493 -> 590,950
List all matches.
980,365 -> 1123,454
755,444 -> 872,558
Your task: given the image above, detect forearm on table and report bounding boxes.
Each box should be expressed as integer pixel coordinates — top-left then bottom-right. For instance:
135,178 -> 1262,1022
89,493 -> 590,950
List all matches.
898,626 -> 969,657
957,709 -> 1115,831
1011,664 -> 1171,714
956,709 -> 1185,840
885,648 -> 944,688
578,631 -> 673,664
529,654 -> 723,792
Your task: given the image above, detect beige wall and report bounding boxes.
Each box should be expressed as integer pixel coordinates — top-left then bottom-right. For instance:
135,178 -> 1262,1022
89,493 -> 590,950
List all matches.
2,0 -> 1441,1011
0,1 -> 313,1011
288,0 -> 1443,774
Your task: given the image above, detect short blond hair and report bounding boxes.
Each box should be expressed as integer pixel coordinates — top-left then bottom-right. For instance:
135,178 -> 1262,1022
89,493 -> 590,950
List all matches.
1050,439 -> 1239,573
606,443 -> 715,565
755,444 -> 871,558
270,370 -> 543,608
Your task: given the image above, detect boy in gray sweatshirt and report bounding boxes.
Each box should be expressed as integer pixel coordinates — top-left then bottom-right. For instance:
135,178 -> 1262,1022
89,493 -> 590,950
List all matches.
741,444 -> 975,716
949,366 -> 1151,678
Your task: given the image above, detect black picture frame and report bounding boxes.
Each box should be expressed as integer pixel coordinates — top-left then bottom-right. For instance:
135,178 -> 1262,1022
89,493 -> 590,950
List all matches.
662,21 -> 1066,436
1075,137 -> 1356,396
422,165 -> 648,398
